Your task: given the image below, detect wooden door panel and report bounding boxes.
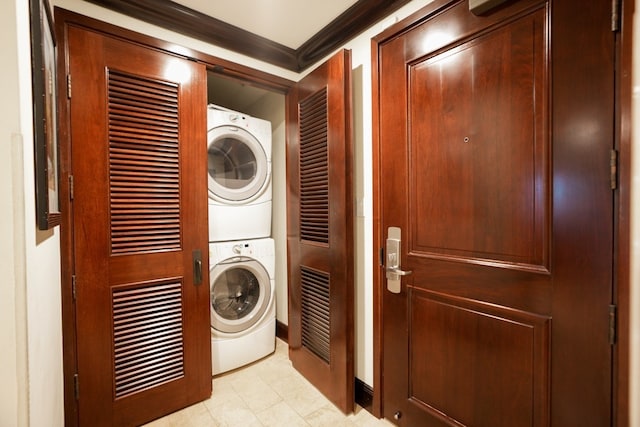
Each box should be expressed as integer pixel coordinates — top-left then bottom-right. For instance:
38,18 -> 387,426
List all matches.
408,291 -> 549,427
108,253 -> 183,284
409,11 -> 548,269
377,0 -> 614,426
407,260 -> 551,314
401,0 -> 545,61
68,25 -> 210,426
287,49 -> 354,414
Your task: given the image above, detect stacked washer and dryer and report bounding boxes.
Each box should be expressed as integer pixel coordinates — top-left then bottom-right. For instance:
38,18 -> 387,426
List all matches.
206,105 -> 276,375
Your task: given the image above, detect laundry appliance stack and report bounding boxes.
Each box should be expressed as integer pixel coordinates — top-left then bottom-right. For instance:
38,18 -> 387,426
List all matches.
206,104 -> 276,375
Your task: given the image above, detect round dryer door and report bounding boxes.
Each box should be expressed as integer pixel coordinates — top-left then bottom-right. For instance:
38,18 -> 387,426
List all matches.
210,259 -> 271,334
207,125 -> 268,203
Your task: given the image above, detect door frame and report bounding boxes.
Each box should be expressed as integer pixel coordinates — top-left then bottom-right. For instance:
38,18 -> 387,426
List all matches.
614,0 -> 634,425
55,8 -> 292,425
370,0 -> 633,424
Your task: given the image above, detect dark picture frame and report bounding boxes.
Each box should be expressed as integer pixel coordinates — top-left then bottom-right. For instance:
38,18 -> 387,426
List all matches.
30,0 -> 61,230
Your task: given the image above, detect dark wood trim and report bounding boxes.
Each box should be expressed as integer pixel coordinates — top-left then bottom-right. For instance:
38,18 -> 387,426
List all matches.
84,0 -> 298,70
372,0 -> 454,43
275,320 -> 288,343
355,378 -> 373,414
54,8 -> 294,94
295,0 -> 413,70
370,30 -> 383,421
54,9 -> 78,425
614,0 -> 633,425
82,0 -> 412,72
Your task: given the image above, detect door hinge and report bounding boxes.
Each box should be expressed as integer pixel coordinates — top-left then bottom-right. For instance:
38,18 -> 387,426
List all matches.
611,0 -> 621,31
609,304 -> 617,345
74,373 -> 79,400
69,175 -> 74,200
71,275 -> 77,301
66,74 -> 71,99
610,149 -> 618,190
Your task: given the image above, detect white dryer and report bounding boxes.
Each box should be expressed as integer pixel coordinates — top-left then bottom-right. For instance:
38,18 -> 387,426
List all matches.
207,105 -> 272,242
209,238 -> 276,375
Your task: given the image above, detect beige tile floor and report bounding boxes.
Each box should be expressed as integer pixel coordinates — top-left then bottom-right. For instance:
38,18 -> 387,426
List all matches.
144,338 -> 396,427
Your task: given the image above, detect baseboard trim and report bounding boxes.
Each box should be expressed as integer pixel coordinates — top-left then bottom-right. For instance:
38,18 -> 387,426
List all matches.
355,378 -> 373,413
276,320 -> 288,343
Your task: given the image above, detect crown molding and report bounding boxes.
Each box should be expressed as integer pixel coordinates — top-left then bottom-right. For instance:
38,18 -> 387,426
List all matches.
85,0 -> 412,72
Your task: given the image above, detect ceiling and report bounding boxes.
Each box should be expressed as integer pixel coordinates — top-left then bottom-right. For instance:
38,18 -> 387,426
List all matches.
85,0 -> 413,71
171,0 -> 360,50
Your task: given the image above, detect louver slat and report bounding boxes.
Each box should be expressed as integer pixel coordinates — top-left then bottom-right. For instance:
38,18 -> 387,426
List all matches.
300,266 -> 330,364
108,70 -> 181,255
299,88 -> 329,244
112,281 -> 184,399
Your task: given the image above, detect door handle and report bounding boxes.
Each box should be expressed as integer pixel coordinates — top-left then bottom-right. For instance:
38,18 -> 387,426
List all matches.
386,227 -> 412,294
193,250 -> 202,285
386,266 -> 412,276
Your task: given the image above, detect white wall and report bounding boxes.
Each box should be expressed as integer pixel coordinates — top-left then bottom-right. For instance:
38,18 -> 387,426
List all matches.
2,0 -> 634,424
2,0 -> 65,426
1,1 -> 28,425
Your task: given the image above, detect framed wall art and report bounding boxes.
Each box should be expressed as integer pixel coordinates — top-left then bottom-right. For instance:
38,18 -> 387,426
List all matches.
30,0 -> 60,230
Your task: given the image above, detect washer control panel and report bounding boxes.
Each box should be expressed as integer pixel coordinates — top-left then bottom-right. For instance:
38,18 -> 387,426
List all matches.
232,243 -> 252,256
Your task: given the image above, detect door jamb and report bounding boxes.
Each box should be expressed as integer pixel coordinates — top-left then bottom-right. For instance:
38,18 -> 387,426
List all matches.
613,0 -> 633,425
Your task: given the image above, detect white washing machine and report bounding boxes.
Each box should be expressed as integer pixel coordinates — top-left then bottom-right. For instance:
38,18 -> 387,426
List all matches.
209,238 -> 276,375
207,104 -> 272,242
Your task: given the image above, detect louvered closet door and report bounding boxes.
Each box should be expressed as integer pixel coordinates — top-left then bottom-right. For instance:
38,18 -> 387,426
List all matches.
67,26 -> 210,426
286,49 -> 354,414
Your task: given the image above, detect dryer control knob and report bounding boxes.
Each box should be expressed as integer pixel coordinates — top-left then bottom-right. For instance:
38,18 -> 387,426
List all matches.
232,245 -> 242,254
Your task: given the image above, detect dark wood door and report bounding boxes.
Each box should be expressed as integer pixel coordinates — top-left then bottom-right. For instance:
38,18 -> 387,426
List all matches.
286,49 -> 354,413
67,25 -> 211,426
376,0 -> 614,425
